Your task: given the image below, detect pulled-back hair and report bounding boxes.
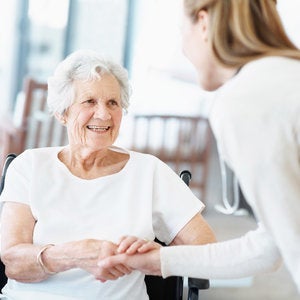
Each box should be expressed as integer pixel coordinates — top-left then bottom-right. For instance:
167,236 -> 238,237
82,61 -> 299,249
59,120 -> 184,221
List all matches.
47,49 -> 131,115
184,0 -> 300,68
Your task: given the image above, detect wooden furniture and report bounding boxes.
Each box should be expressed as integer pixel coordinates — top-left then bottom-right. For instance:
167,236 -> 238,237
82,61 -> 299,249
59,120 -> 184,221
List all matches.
0,77 -> 68,169
130,114 -> 212,200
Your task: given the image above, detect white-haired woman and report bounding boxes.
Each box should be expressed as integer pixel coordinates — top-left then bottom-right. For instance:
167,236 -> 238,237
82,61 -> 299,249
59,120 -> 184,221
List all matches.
0,50 -> 216,300
98,0 -> 300,293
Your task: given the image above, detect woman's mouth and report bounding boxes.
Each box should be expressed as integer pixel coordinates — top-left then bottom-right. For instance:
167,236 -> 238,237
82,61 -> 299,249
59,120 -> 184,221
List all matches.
87,125 -> 110,132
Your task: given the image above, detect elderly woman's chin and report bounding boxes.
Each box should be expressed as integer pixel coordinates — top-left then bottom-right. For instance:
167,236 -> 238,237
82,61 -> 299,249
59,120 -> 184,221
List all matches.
85,134 -> 117,150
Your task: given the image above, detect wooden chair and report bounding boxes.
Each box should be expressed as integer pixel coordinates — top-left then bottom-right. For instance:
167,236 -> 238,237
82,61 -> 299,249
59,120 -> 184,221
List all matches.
130,114 -> 212,201
0,77 -> 68,169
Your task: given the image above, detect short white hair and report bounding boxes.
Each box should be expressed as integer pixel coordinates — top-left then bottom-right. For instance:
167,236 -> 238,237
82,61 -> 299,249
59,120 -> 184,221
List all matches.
47,49 -> 131,115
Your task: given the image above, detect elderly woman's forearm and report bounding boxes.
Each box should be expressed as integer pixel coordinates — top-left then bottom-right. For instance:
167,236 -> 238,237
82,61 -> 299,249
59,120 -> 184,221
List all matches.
1,244 -> 53,282
1,239 -> 118,282
1,242 -> 81,282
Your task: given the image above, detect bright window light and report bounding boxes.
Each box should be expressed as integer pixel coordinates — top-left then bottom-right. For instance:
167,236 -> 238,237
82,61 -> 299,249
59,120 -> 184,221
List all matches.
28,0 -> 69,29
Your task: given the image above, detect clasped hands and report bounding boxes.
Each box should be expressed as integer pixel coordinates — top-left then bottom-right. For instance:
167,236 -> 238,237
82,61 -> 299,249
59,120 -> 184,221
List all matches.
96,236 -> 161,282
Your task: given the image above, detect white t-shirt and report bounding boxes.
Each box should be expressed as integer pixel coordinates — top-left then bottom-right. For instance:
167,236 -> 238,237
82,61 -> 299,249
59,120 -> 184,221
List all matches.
0,146 -> 203,300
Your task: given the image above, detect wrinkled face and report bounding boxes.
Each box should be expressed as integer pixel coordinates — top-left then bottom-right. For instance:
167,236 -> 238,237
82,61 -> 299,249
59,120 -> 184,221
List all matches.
64,74 -> 123,151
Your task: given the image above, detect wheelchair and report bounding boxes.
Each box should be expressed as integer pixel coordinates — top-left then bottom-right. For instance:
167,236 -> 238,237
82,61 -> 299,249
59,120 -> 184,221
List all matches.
0,153 -> 209,299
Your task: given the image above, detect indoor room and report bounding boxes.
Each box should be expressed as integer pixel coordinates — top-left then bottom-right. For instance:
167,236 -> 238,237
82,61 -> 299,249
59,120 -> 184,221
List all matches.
0,0 -> 299,299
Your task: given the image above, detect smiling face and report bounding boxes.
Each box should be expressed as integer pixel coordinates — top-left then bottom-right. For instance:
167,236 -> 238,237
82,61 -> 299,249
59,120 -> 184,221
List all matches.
63,74 -> 123,152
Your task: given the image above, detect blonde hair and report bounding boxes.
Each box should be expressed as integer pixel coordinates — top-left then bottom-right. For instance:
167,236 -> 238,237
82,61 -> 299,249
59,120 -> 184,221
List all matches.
184,0 -> 300,68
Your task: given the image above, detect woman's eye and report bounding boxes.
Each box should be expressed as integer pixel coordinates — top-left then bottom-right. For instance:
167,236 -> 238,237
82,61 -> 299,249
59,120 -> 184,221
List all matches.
84,99 -> 96,104
108,99 -> 119,106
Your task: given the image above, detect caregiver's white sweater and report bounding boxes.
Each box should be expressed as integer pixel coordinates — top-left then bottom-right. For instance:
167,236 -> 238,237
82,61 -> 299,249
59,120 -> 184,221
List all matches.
161,57 -> 300,292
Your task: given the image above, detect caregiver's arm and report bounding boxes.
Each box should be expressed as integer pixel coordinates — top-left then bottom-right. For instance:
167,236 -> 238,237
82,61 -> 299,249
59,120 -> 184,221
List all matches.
99,223 -> 281,278
161,223 -> 281,278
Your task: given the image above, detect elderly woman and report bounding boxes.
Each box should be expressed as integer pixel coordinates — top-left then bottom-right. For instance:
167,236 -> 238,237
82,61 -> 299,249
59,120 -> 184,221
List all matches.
0,50 -> 216,300
98,0 -> 300,293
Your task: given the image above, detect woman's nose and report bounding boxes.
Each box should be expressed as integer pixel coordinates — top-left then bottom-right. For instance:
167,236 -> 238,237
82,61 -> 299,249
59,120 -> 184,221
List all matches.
94,104 -> 111,120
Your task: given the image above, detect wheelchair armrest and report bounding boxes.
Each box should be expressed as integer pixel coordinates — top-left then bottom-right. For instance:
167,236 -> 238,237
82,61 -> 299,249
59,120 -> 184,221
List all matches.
187,278 -> 210,300
0,153 -> 17,194
188,277 -> 210,290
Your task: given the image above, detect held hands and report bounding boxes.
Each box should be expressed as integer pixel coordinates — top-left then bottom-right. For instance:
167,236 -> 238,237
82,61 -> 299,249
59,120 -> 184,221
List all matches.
96,236 -> 162,281
75,239 -> 131,282
117,236 -> 160,255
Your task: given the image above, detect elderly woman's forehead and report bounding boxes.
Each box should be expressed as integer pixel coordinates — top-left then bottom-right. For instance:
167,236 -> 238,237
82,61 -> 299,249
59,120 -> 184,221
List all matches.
74,74 -> 119,87
73,76 -> 121,96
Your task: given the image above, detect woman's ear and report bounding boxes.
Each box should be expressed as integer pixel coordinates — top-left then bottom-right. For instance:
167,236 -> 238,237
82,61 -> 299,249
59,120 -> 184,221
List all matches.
55,112 -> 67,125
197,10 -> 209,41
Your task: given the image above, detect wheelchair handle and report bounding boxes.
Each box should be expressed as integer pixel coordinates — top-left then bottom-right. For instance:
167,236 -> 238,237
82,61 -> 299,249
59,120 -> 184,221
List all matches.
180,170 -> 192,187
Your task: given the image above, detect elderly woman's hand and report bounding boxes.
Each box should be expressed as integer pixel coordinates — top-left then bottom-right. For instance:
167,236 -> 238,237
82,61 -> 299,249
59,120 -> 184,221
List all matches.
97,247 -> 162,277
72,239 -> 132,282
83,236 -> 160,282
92,236 -> 161,281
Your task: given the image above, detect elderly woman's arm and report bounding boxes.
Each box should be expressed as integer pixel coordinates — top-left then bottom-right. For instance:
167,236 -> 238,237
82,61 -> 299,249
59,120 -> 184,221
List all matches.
117,212 -> 216,253
169,212 -> 216,246
1,202 -> 46,282
1,202 -> 130,282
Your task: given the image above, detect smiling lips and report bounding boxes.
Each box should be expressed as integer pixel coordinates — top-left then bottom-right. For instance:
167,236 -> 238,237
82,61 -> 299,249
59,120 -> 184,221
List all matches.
87,125 -> 110,132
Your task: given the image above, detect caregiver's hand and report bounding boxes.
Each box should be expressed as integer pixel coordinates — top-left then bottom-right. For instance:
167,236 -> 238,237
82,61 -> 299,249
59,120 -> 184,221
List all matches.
117,236 -> 159,254
97,236 -> 162,278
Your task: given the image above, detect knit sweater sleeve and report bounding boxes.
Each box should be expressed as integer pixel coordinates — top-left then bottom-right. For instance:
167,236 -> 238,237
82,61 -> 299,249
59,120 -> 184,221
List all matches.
161,223 -> 282,279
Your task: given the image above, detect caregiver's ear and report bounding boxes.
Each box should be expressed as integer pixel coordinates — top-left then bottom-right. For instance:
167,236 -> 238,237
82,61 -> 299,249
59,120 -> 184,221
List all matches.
197,10 -> 209,41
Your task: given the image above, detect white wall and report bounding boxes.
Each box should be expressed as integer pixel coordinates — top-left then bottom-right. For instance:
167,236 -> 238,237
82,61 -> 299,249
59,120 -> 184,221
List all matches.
128,0 -> 300,118
277,0 -> 300,47
70,0 -> 128,64
0,0 -> 19,114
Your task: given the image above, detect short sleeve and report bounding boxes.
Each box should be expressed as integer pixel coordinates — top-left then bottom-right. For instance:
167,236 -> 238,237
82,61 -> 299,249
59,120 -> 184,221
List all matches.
152,159 -> 204,244
0,150 -> 32,209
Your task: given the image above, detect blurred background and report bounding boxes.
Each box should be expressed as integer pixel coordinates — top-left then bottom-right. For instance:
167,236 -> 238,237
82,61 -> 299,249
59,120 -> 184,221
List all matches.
0,0 -> 208,118
0,0 -> 300,298
1,0 -> 298,117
